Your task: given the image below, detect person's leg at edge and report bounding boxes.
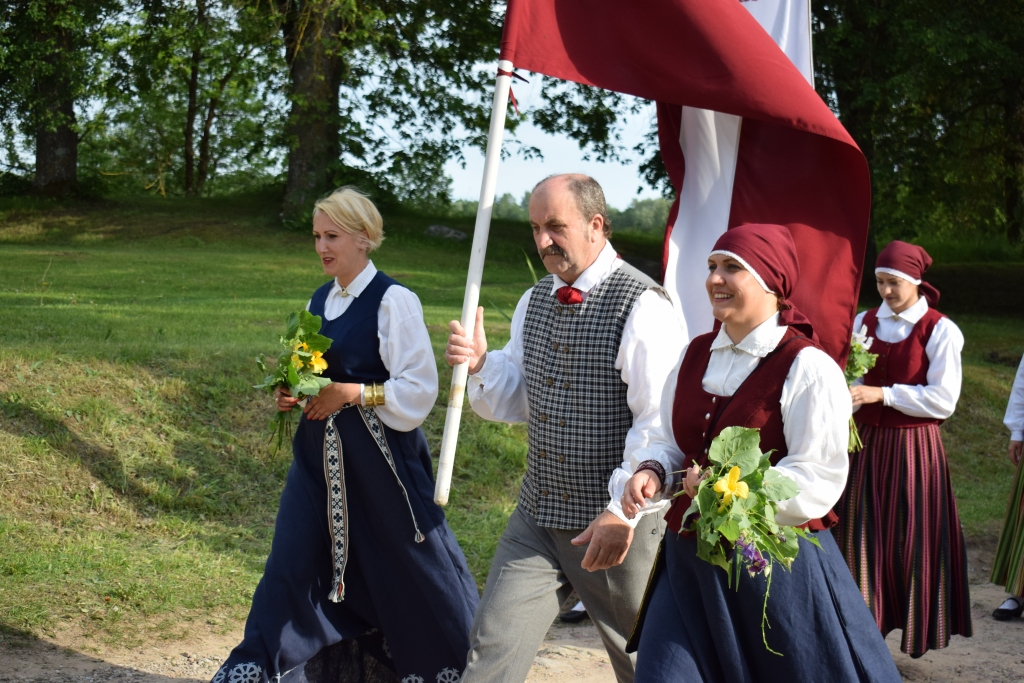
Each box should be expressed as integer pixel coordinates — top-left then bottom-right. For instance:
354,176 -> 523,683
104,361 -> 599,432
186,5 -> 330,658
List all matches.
461,507 -> 573,683
559,512 -> 664,683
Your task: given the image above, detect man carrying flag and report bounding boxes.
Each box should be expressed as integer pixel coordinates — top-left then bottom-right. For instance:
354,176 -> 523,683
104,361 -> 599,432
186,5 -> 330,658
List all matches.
445,174 -> 685,683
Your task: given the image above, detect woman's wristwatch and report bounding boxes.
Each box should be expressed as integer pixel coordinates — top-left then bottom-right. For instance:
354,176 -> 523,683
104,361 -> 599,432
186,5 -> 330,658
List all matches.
362,382 -> 386,407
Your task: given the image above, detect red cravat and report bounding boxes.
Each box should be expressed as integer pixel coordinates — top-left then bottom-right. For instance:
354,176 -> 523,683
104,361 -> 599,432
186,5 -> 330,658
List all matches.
556,286 -> 584,305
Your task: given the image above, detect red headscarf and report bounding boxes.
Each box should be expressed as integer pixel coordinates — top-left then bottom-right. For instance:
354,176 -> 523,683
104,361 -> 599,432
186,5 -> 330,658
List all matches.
875,240 -> 940,306
709,223 -> 818,342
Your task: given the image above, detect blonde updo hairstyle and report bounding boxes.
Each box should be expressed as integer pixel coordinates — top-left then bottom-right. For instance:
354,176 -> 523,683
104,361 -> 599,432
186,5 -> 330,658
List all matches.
313,186 -> 385,252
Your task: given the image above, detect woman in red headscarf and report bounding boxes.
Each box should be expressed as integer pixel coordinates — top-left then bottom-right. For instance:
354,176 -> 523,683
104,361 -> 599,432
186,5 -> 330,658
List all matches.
834,241 -> 972,658
620,224 -> 899,682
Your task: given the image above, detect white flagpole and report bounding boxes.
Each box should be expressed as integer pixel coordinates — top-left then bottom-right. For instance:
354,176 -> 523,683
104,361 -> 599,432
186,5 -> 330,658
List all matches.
434,59 -> 514,506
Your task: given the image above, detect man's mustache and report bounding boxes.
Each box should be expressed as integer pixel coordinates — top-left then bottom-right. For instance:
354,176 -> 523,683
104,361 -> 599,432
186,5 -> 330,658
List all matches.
540,245 -> 567,258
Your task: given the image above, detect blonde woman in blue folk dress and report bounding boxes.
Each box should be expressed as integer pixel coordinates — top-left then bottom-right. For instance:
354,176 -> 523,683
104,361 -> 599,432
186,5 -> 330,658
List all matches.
212,188 -> 478,683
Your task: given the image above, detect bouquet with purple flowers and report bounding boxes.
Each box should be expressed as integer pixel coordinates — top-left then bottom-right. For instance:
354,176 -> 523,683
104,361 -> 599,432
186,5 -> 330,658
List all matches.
680,426 -> 821,654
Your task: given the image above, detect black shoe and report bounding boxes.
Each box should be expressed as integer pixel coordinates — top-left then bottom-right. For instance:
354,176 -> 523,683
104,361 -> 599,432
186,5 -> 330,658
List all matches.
558,600 -> 589,624
992,597 -> 1024,621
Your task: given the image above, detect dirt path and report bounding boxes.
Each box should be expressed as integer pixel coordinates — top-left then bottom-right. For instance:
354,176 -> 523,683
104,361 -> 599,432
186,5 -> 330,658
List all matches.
2,582 -> 1022,682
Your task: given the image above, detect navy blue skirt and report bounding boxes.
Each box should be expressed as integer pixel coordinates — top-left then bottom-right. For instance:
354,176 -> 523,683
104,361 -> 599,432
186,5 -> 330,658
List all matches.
214,408 -> 478,683
633,530 -> 900,683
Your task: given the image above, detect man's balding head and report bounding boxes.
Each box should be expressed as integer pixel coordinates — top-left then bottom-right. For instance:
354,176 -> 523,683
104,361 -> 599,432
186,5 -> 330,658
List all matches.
528,174 -> 610,285
533,174 -> 612,238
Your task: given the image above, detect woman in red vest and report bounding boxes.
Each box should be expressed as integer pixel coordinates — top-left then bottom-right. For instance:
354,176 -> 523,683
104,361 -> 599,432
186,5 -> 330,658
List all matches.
834,241 -> 972,657
620,224 -> 899,682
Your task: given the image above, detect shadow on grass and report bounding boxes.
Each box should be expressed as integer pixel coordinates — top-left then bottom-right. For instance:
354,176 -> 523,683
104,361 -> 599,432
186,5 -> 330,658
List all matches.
0,394 -> 278,571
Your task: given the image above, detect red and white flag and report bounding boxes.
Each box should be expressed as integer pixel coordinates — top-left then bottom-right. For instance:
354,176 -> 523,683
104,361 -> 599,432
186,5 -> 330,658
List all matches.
499,0 -> 870,362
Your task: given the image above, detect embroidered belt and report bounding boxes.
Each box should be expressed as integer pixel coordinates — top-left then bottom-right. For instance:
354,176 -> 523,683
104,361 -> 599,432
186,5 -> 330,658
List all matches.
324,404 -> 425,603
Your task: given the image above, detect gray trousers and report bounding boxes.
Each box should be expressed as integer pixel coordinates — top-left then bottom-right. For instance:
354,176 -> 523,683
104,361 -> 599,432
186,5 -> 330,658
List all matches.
461,507 -> 665,683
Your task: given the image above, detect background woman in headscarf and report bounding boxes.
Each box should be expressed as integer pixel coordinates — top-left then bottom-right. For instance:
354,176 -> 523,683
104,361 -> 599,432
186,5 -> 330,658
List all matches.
989,352 -> 1024,620
834,240 -> 972,658
619,224 -> 899,682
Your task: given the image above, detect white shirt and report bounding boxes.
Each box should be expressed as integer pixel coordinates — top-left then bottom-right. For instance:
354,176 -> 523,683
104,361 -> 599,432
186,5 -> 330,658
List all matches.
851,297 -> 963,420
1005,354 -> 1024,442
627,314 -> 852,527
306,262 -> 439,432
468,241 -> 688,527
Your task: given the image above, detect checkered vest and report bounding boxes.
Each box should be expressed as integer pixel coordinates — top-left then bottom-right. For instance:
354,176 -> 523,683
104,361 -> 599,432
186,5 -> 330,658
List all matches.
520,264 -> 657,529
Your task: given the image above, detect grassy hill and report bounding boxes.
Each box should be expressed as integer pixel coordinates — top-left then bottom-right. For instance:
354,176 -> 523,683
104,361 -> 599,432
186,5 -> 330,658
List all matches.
0,194 -> 1021,648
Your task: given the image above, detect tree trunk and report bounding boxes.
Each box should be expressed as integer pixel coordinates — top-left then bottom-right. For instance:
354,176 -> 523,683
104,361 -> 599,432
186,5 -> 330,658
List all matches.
279,0 -> 345,221
32,97 -> 78,196
32,13 -> 78,197
1004,81 -> 1024,244
184,0 -> 207,195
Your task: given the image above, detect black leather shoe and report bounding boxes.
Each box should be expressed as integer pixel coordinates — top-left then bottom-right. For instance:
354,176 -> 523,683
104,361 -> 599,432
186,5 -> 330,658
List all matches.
992,597 -> 1024,621
558,600 -> 589,624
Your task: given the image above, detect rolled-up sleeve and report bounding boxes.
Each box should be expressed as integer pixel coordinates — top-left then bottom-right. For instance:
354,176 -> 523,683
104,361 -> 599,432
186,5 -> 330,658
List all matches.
466,291 -> 532,424
774,347 -> 852,527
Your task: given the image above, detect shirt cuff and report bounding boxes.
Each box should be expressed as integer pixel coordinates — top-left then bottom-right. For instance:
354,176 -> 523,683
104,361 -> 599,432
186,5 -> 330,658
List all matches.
606,500 -> 642,528
882,387 -> 895,407
358,384 -> 365,406
1012,430 -> 1023,442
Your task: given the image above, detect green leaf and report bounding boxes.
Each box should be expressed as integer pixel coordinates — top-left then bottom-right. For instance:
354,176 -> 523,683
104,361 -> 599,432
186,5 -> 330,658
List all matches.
762,469 -> 799,502
708,426 -> 763,476
719,517 -> 741,542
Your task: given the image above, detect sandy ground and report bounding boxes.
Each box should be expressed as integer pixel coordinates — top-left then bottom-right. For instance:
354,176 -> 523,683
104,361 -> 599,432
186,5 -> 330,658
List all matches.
1,500 -> 1017,683
2,583 -> 1022,682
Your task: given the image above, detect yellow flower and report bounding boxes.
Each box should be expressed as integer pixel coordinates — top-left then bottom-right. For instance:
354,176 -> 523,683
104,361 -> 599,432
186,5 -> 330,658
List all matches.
290,353 -> 302,369
310,351 -> 328,374
713,466 -> 749,510
292,341 -> 308,352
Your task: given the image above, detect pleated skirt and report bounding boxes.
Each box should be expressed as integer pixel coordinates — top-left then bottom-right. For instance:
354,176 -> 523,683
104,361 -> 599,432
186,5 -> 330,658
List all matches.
991,455 -> 1024,597
834,422 -> 972,658
213,409 -> 478,683
632,530 -> 900,683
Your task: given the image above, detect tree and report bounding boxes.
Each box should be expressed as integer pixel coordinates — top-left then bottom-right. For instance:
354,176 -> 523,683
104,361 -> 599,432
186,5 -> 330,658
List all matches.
88,0 -> 286,195
264,0 -> 507,219
0,0 -> 114,195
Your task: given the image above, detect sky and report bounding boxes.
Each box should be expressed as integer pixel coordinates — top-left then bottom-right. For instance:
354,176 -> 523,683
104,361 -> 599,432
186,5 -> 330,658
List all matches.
444,77 -> 664,210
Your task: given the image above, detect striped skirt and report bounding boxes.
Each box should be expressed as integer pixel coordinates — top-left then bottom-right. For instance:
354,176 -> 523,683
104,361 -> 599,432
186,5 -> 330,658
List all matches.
991,455 -> 1024,597
834,422 -> 973,658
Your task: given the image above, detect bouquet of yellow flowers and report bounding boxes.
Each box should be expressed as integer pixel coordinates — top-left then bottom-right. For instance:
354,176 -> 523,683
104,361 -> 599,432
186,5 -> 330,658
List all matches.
680,426 -> 821,654
844,325 -> 878,452
255,310 -> 333,453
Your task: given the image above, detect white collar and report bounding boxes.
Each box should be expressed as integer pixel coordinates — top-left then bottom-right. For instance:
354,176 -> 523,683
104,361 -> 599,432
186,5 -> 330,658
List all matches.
330,261 -> 376,298
877,296 -> 928,324
549,241 -> 620,295
710,313 -> 788,358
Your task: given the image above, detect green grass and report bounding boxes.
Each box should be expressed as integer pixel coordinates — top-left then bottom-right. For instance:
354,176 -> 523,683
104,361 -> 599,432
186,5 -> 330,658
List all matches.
0,194 -> 1021,648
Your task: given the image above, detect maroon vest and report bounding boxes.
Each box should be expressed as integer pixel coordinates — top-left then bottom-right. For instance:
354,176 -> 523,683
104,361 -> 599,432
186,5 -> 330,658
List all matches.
855,306 -> 946,428
664,327 -> 839,534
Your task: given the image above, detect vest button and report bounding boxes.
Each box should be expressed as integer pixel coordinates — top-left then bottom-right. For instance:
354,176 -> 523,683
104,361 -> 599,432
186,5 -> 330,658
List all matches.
539,450 -> 547,458
563,344 -> 570,353
711,397 -> 716,403
702,432 -> 706,438
557,305 -> 563,313
540,414 -> 547,422
546,377 -> 553,386
559,419 -> 566,427
541,489 -> 549,496
569,308 -> 576,315
705,413 -> 711,420
558,455 -> 565,463
563,381 -> 570,389
704,448 -> 708,454
552,341 -> 559,350
562,493 -> 569,501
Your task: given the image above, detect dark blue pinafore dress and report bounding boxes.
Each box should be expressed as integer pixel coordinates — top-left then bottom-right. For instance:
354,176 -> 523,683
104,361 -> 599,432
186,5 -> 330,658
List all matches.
214,272 -> 478,683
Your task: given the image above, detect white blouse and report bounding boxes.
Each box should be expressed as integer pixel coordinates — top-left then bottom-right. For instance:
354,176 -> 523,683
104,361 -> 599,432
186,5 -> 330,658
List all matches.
468,241 -> 688,527
306,262 -> 439,432
625,314 -> 852,528
851,297 -> 963,420
1005,354 -> 1024,442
